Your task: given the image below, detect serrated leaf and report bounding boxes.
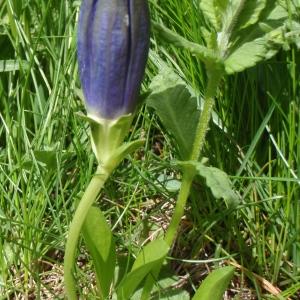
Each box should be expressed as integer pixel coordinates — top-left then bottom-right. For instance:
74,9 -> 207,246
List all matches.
199,0 -> 219,30
235,0 -> 267,30
224,37 -> 269,74
82,206 -> 116,299
223,2 -> 288,73
117,239 -> 169,300
152,22 -> 218,64
146,67 -> 199,160
192,266 -> 235,300
155,1 -> 292,76
215,1 -> 288,73
176,161 -> 239,207
197,165 -> 239,206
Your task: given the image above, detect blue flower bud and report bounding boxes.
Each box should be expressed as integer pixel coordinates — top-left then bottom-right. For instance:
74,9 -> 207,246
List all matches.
77,0 -> 150,120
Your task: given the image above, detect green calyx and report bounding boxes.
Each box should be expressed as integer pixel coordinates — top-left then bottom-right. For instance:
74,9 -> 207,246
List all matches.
85,113 -> 143,172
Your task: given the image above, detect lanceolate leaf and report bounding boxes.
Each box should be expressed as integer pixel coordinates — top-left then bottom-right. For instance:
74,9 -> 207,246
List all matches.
82,207 -> 116,299
117,239 -> 169,300
192,266 -> 235,300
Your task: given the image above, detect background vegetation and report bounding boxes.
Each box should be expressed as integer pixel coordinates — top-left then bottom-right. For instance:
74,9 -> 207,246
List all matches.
0,0 -> 299,299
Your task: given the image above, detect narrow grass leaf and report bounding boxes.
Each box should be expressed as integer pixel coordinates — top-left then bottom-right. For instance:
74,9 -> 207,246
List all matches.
192,266 -> 235,300
0,60 -> 29,72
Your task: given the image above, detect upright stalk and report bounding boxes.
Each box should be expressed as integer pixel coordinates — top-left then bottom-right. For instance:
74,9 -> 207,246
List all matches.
164,70 -> 222,246
64,165 -> 110,299
142,71 -> 223,299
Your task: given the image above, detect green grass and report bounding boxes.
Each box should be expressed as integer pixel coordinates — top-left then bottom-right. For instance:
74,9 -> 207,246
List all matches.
0,0 -> 299,299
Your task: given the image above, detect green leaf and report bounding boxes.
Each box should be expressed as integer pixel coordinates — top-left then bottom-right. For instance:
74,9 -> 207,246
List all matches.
200,0 -> 229,31
176,161 -> 239,207
146,67 -> 200,160
197,165 -> 239,207
152,22 -> 218,64
156,174 -> 181,193
82,206 -> 116,299
286,21 -> 300,49
147,274 -> 190,300
155,1 -> 291,75
117,239 -> 169,300
223,2 -> 288,73
200,0 -> 266,40
192,266 -> 235,300
224,37 -> 269,74
235,0 -> 267,30
199,0 -> 220,30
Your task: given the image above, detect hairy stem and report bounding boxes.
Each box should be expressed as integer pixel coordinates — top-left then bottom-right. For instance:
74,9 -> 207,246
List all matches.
190,72 -> 222,161
164,172 -> 194,246
165,71 -> 222,245
142,71 -> 223,299
64,166 -> 110,300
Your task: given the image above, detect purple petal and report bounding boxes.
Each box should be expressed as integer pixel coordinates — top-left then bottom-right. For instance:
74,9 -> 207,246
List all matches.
77,0 -> 150,119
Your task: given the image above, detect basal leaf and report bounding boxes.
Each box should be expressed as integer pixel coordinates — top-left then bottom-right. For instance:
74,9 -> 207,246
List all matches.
146,272 -> 190,300
82,206 -> 116,299
121,275 -> 190,300
147,67 -> 200,160
192,266 -> 235,300
117,239 -> 169,300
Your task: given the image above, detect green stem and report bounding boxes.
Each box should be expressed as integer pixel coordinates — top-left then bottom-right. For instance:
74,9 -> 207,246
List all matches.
190,72 -> 222,161
64,165 -> 110,300
164,172 -> 194,246
141,71 -> 223,299
165,71 -> 222,246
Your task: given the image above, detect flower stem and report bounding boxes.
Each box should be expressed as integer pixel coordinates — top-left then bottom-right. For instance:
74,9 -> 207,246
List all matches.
164,71 -> 222,246
164,172 -> 194,246
141,71 -> 223,299
64,166 -> 110,300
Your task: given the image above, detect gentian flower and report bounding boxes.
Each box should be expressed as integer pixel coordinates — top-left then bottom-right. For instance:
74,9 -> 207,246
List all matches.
77,0 -> 150,120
